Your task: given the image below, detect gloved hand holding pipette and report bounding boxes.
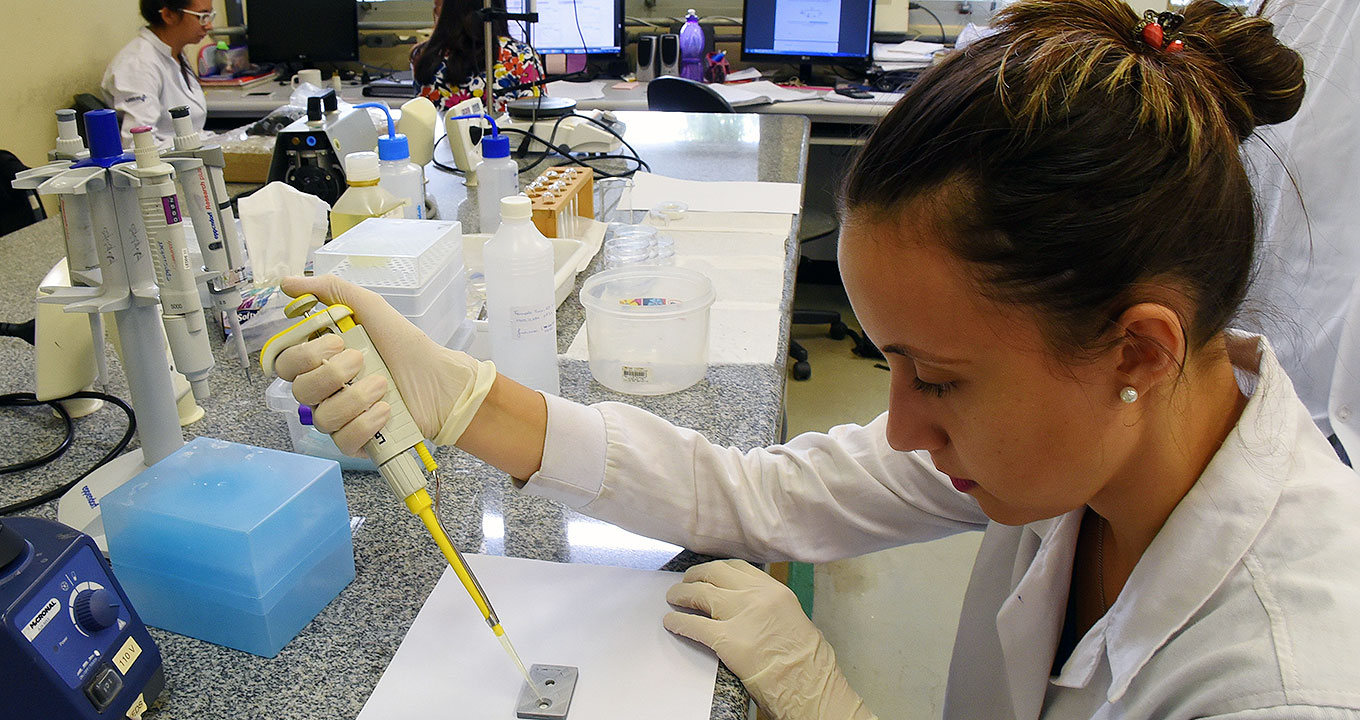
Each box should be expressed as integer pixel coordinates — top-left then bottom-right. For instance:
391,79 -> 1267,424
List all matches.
273,275 -> 495,451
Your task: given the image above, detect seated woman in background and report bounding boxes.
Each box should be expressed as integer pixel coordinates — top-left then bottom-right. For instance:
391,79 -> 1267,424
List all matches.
103,0 -> 213,146
412,0 -> 542,113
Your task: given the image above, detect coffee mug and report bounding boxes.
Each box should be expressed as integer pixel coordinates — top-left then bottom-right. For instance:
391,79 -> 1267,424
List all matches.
290,69 -> 324,88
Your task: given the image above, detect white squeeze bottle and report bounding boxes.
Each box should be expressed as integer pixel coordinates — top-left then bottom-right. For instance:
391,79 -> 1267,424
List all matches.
378,131 -> 425,219
330,152 -> 407,237
475,130 -> 517,233
484,195 -> 560,395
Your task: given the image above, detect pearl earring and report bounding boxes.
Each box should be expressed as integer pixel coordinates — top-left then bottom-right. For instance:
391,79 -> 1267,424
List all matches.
1120,386 -> 1139,404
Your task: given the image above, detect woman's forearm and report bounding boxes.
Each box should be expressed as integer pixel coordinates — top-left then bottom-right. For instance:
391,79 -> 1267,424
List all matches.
455,374 -> 548,481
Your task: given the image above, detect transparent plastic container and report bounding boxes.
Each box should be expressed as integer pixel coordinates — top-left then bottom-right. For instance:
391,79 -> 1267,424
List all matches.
579,266 -> 715,395
313,218 -> 465,317
266,378 -> 378,472
101,437 -> 355,657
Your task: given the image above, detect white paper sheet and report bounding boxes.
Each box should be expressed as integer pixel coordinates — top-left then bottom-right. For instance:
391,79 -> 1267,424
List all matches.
724,67 -> 763,82
711,80 -> 822,106
728,80 -> 823,103
545,79 -> 609,100
357,555 -> 718,720
625,172 -> 803,215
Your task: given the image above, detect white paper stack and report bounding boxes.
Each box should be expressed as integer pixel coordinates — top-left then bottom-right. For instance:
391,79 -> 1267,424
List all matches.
873,39 -> 945,70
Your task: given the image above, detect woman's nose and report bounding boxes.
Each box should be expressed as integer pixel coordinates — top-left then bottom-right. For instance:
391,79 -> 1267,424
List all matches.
885,376 -> 948,453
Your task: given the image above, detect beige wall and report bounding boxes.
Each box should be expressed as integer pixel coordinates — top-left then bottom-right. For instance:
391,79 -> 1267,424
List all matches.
0,1 -> 226,169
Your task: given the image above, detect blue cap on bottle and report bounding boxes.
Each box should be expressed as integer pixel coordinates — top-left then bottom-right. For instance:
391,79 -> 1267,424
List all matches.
481,133 -> 510,159
377,133 -> 410,161
85,109 -> 128,166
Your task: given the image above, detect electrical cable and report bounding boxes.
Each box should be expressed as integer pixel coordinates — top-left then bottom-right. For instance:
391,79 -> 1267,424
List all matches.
908,2 -> 948,43
0,394 -> 73,475
431,133 -> 465,174
572,0 -> 588,54
0,391 -> 136,516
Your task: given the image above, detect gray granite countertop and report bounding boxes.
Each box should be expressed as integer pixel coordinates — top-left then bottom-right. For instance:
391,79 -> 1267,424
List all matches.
0,111 -> 809,720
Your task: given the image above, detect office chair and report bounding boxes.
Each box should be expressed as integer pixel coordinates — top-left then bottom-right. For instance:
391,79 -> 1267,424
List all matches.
0,150 -> 47,236
646,76 -> 735,113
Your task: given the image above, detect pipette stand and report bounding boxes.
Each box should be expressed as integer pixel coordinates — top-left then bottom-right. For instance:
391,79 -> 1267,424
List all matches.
14,111 -> 217,551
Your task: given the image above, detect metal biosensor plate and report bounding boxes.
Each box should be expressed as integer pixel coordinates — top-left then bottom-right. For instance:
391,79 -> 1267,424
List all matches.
515,665 -> 579,719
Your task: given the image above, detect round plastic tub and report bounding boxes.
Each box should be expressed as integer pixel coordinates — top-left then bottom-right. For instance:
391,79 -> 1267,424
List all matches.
579,266 -> 716,395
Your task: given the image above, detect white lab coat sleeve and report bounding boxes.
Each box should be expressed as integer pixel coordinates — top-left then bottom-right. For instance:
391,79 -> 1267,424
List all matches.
524,392 -> 990,563
103,55 -> 168,146
1201,708 -> 1360,719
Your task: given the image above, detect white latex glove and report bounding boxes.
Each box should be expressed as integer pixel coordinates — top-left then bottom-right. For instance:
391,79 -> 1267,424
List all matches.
663,560 -> 878,720
274,275 -> 496,454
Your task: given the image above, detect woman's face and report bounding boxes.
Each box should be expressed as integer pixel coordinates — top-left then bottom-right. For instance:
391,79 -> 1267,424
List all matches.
839,209 -> 1138,526
163,0 -> 214,46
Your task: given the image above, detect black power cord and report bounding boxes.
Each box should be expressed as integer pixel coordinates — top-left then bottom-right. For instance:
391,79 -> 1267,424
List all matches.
908,2 -> 948,43
0,391 -> 137,516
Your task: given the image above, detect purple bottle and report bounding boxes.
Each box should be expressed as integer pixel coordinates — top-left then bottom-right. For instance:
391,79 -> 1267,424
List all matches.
679,9 -> 705,81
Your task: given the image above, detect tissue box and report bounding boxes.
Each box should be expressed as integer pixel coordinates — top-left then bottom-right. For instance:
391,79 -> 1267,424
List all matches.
102,437 -> 355,657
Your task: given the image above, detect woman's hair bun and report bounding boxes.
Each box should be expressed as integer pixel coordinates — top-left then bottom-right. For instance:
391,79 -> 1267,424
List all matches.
1180,0 -> 1305,137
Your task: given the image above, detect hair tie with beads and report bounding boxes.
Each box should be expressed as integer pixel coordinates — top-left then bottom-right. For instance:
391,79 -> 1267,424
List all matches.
1136,10 -> 1186,53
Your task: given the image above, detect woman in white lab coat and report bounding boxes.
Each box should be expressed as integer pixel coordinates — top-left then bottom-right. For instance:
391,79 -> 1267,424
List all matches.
102,0 -> 214,146
275,1 -> 1360,718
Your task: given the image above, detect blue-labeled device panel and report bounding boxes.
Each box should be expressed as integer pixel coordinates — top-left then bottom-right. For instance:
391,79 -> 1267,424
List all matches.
13,545 -> 133,689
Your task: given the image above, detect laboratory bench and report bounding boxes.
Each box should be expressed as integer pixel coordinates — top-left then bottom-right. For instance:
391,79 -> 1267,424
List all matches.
0,111 -> 809,719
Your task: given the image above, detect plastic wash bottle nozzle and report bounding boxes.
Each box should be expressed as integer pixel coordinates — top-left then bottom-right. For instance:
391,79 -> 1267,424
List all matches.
356,102 -> 427,220
449,113 -> 517,234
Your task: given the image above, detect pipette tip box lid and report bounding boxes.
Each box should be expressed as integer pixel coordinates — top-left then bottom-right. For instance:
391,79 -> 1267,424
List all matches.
101,437 -> 354,657
313,218 -> 464,316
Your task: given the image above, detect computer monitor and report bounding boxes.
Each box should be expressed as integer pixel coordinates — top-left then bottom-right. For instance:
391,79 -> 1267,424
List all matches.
505,0 -> 626,55
246,0 -> 360,66
742,0 -> 875,82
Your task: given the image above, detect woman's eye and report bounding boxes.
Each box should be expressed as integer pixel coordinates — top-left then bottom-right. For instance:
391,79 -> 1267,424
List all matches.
911,376 -> 956,398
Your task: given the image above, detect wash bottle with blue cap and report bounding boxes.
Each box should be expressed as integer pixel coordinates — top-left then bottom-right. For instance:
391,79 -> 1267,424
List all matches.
449,113 -> 517,233
356,102 -> 425,219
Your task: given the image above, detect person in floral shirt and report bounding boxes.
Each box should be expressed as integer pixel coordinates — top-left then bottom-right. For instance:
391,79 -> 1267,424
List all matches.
412,0 -> 542,113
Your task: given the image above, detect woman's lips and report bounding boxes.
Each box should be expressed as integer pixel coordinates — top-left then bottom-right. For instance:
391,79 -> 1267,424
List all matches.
949,475 -> 977,493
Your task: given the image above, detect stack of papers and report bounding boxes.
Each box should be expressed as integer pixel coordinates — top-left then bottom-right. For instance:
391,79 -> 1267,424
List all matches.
873,39 -> 945,70
710,80 -> 823,107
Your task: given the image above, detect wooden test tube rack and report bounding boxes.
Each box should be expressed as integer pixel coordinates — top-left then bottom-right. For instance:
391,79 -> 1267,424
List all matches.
523,166 -> 594,239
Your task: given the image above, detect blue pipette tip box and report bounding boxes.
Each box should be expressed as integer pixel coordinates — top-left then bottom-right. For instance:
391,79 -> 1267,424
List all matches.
102,437 -> 355,657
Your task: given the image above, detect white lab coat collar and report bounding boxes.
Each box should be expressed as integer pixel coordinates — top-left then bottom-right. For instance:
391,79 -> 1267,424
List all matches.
139,26 -> 175,59
1019,334 -> 1293,707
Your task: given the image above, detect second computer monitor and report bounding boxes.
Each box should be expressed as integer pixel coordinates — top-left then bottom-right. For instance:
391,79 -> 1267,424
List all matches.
246,0 -> 359,65
506,0 -> 626,55
742,0 -> 874,76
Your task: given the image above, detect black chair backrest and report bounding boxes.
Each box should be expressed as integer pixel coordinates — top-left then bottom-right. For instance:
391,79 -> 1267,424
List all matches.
646,76 -> 735,114
0,150 -> 47,236
71,93 -> 112,146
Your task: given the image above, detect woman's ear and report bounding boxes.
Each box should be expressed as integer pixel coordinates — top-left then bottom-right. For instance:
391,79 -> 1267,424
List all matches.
1112,303 -> 1186,401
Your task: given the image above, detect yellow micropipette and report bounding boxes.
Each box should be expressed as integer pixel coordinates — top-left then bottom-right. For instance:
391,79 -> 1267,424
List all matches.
260,296 -> 539,694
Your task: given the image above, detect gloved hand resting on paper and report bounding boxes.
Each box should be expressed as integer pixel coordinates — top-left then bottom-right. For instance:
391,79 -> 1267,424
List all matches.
663,560 -> 878,720
273,275 -> 495,455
